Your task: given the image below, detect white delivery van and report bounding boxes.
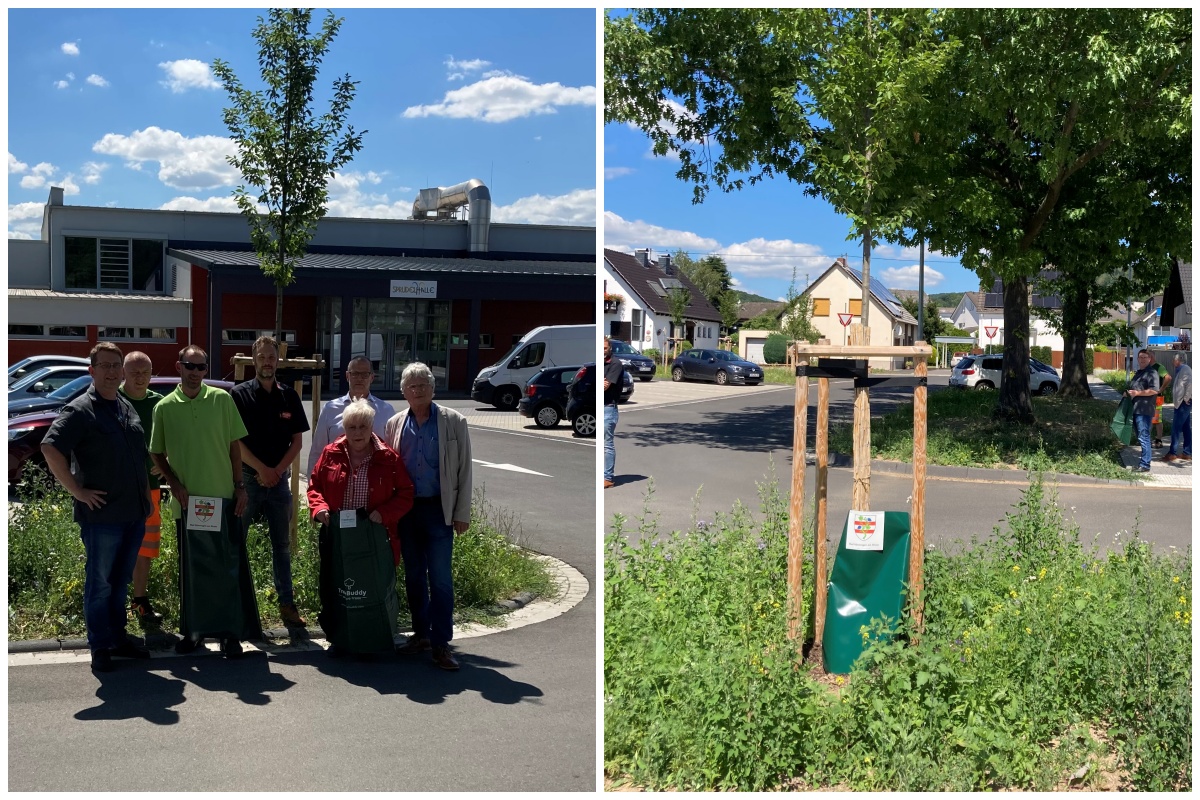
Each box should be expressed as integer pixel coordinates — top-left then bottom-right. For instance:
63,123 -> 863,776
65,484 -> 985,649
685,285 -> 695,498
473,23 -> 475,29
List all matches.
471,324 -> 596,409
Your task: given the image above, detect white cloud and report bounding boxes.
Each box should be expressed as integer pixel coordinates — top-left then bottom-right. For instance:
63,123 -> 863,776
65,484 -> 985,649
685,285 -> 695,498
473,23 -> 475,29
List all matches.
492,189 -> 596,226
19,175 -> 45,189
55,79 -> 70,90
86,74 -> 109,88
9,201 -> 45,239
61,42 -> 79,56
403,75 -> 595,123
159,59 -> 220,93
91,126 -> 239,190
19,162 -> 57,189
31,162 -> 56,178
158,195 -> 244,213
9,153 -> 28,173
604,166 -> 634,180
721,237 -> 830,280
878,264 -> 945,290
81,161 -> 108,185
67,72 -> 75,80
602,211 -> 720,255
445,56 -> 491,81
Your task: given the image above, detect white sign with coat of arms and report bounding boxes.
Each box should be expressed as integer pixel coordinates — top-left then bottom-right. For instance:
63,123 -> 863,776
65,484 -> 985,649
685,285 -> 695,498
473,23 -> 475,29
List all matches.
188,496 -> 223,531
845,510 -> 885,551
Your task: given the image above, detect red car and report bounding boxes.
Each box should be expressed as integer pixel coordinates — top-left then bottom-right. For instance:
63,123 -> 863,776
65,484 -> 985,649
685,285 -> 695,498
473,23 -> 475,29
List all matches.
8,377 -> 233,489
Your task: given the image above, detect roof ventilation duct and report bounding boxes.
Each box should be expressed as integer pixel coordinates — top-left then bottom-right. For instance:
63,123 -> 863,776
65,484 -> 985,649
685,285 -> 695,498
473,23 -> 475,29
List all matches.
411,178 -> 491,253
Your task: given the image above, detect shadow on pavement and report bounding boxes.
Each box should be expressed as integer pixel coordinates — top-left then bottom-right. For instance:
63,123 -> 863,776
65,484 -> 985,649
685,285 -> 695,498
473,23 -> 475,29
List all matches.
74,668 -> 187,725
162,650 -> 298,706
272,649 -> 544,707
610,474 -> 649,488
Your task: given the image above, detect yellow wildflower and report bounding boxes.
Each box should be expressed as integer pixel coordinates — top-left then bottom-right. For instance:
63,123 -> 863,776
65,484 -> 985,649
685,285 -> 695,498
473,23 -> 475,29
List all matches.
1012,565 -> 1020,572
1025,627 -> 1032,635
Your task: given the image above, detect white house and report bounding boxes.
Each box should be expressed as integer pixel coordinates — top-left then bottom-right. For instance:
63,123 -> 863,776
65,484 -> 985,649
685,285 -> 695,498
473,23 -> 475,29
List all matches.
949,289 -> 1065,353
801,257 -> 918,368
602,248 -> 721,353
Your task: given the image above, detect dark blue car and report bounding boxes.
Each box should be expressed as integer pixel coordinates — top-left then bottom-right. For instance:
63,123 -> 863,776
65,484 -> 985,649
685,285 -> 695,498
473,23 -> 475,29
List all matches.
669,348 -> 763,386
608,338 -> 657,382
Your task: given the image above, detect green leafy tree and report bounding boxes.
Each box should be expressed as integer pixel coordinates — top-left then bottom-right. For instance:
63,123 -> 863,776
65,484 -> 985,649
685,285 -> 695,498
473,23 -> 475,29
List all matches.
782,267 -> 820,345
666,286 -> 691,357
718,290 -> 741,335
673,249 -> 733,311
212,9 -> 365,341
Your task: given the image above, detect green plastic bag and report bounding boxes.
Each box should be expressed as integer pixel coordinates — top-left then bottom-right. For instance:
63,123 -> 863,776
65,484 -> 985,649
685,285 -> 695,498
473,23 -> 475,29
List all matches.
177,498 -> 263,642
1110,395 -> 1135,445
822,511 -> 912,674
323,510 -> 399,654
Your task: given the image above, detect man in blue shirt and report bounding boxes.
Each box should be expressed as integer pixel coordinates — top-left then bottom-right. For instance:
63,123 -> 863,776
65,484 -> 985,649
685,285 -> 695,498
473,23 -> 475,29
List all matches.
1127,349 -> 1161,472
306,356 -> 394,476
384,363 -> 472,671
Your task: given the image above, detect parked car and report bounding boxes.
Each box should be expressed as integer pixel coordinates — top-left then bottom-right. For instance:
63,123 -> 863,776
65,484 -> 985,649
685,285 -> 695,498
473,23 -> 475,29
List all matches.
8,365 -> 91,397
9,374 -> 94,418
518,365 -> 580,428
8,378 -> 235,487
670,348 -> 764,385
566,363 -> 597,437
949,354 -> 1060,395
472,323 -> 596,410
9,355 -> 89,386
608,338 -> 657,382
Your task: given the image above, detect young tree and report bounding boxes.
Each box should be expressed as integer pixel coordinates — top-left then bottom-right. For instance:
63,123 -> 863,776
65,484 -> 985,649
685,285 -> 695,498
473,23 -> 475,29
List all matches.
666,286 -> 691,358
782,267 -> 820,345
718,289 -> 741,335
212,9 -> 365,341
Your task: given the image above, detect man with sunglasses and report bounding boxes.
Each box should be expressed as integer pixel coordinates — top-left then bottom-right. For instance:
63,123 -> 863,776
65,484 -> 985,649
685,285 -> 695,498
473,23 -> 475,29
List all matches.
306,355 -> 394,477
42,342 -> 153,673
150,345 -> 252,657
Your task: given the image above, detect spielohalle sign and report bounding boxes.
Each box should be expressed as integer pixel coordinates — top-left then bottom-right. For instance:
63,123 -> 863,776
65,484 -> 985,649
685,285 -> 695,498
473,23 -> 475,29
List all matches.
390,280 -> 437,299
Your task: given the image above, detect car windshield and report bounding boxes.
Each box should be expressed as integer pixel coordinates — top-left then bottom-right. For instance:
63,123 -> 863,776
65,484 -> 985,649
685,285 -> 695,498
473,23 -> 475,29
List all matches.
8,357 -> 35,376
9,367 -> 56,390
955,357 -> 974,370
48,375 -> 93,400
713,351 -> 740,362
609,340 -> 635,355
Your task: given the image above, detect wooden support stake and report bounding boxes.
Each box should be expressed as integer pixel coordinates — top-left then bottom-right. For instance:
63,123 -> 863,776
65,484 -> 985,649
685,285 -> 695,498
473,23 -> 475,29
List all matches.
910,353 -> 928,634
290,377 -> 302,551
813,376 -> 830,648
787,344 -> 809,646
852,385 -> 871,511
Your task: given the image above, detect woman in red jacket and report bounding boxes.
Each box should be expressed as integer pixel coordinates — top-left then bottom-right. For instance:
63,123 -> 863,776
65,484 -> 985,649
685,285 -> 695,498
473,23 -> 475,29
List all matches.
307,398 -> 414,654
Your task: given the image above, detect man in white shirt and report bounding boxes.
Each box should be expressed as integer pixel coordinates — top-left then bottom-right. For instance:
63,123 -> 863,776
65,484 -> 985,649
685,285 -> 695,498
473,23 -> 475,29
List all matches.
307,356 -> 395,475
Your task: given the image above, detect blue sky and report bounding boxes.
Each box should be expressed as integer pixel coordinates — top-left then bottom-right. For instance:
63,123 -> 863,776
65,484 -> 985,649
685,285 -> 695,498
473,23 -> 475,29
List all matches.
7,8 -> 597,239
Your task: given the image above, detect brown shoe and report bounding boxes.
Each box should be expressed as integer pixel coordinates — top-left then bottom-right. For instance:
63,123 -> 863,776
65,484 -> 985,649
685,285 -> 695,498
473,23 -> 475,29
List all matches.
280,603 -> 306,628
1164,454 -> 1180,463
431,645 -> 460,671
1180,454 -> 1192,462
604,480 -> 614,489
396,636 -> 431,655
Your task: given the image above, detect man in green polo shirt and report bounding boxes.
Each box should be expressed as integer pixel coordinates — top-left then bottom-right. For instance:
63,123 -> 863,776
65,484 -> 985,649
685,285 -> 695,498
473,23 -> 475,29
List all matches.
150,344 -> 252,658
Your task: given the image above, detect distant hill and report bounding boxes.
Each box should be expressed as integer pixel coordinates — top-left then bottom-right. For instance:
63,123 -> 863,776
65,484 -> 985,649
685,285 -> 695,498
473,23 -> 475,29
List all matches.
732,289 -> 775,303
890,289 -> 966,309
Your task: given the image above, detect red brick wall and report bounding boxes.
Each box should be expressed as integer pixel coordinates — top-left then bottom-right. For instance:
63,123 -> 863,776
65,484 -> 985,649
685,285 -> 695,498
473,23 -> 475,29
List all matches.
8,328 -> 189,378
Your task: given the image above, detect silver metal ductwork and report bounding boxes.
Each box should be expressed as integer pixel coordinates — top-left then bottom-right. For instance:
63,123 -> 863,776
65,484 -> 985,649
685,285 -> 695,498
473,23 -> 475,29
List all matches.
411,178 -> 491,253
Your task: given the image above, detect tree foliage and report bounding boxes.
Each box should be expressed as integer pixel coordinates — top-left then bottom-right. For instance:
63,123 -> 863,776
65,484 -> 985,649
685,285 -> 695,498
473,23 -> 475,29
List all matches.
782,267 -> 820,344
212,9 -> 365,339
666,286 -> 691,339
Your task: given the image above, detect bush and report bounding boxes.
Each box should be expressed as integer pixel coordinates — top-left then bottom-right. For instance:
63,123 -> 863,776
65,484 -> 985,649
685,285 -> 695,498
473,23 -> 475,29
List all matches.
1031,345 -> 1052,364
1084,348 -> 1095,374
8,485 -> 554,640
604,476 -> 1191,791
763,333 -> 788,364
644,348 -> 661,361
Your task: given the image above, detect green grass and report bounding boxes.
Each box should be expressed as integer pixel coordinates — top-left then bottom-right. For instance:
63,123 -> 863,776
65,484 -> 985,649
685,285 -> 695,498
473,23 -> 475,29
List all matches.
7,481 -> 555,641
827,387 -> 1139,481
604,477 -> 1191,791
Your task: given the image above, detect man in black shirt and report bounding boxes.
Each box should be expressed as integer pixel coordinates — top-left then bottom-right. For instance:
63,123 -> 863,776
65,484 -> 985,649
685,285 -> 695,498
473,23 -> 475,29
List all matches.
231,336 -> 310,627
41,342 -> 152,672
603,337 -> 626,489
1127,349 -> 1161,473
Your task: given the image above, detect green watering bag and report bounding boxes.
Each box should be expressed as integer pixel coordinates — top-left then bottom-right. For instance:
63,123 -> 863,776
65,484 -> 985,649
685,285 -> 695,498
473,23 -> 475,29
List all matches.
177,498 -> 263,642
822,510 -> 912,675
1110,395 -> 1135,446
326,510 -> 399,654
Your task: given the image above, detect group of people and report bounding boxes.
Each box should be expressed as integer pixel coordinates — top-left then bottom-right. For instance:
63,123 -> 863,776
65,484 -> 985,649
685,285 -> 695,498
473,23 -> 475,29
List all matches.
42,338 -> 472,673
1126,349 -> 1191,471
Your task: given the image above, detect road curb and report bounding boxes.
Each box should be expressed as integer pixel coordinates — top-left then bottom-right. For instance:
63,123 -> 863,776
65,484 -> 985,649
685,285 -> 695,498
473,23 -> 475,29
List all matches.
8,551 -> 588,657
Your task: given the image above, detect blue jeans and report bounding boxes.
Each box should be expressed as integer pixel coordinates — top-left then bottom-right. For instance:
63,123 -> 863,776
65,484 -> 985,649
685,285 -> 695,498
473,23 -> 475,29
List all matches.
80,520 -> 145,652
1134,413 -> 1153,469
604,404 -> 618,482
1170,401 -> 1191,457
398,501 -> 455,648
241,467 -> 294,606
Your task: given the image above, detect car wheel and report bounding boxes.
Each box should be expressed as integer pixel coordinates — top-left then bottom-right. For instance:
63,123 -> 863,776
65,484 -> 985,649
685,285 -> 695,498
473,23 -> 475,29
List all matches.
492,385 -> 521,410
573,411 -> 596,437
975,381 -> 995,391
671,367 -> 684,382
715,370 -> 729,385
1038,382 -> 1058,396
638,376 -> 653,382
534,404 -> 560,428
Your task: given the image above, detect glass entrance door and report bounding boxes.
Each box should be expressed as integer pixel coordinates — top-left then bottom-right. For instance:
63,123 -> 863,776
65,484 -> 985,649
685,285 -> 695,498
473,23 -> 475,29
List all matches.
350,298 -> 451,392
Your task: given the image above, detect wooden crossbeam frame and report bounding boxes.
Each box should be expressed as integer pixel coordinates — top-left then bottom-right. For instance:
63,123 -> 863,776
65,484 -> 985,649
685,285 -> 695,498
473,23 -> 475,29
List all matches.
787,338 -> 931,655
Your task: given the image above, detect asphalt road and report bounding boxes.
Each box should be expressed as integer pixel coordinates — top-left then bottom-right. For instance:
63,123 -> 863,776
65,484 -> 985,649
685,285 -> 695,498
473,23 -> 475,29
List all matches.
8,407 -> 597,792
604,379 -> 1193,555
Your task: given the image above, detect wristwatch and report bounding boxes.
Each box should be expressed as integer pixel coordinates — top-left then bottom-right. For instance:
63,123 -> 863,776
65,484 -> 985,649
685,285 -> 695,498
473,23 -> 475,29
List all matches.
234,481 -> 246,490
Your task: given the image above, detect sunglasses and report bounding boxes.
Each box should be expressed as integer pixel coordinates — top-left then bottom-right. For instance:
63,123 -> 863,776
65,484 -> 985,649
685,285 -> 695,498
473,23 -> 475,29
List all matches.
180,362 -> 208,371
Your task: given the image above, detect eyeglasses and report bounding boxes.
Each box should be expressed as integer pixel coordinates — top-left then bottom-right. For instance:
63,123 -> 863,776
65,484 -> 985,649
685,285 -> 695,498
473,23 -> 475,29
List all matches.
347,371 -> 373,378
403,383 -> 432,392
93,362 -> 123,370
180,362 -> 208,371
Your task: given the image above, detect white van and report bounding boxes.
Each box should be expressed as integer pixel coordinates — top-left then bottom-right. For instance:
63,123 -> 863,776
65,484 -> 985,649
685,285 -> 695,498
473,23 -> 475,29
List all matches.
471,324 -> 596,409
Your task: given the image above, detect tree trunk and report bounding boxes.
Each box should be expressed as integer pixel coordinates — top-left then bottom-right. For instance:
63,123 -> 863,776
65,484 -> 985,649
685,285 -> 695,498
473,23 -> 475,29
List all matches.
994,275 -> 1034,424
1057,279 -> 1093,399
275,285 -> 285,343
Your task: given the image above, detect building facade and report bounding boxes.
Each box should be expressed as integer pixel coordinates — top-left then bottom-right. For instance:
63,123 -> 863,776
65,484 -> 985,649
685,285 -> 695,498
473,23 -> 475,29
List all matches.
9,186 -> 595,394
602,248 -> 721,352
